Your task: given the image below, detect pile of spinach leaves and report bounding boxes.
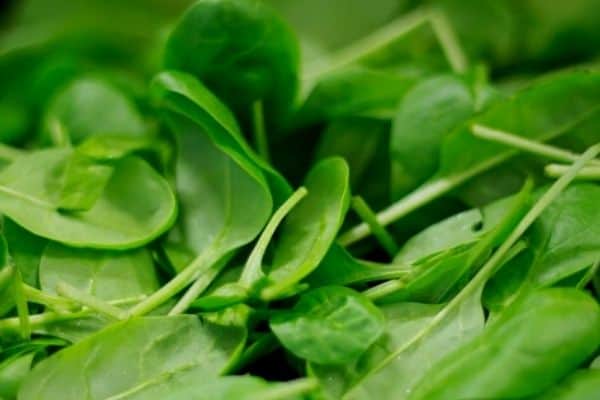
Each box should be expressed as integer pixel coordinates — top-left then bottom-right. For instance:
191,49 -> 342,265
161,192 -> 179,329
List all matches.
0,0 -> 599,399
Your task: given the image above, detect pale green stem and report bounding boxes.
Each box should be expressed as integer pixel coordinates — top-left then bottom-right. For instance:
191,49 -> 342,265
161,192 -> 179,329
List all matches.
356,144 -> 599,385
13,268 -> 31,339
260,378 -> 319,400
22,284 -> 77,311
0,310 -> 89,332
56,282 -> 130,320
168,262 -> 226,316
252,100 -> 270,162
364,279 -> 405,301
576,260 -> 600,290
351,196 -> 399,257
240,187 -> 308,286
545,164 -> 600,180
302,9 -> 429,94
129,247 -> 219,317
429,8 -> 468,73
471,124 -> 600,166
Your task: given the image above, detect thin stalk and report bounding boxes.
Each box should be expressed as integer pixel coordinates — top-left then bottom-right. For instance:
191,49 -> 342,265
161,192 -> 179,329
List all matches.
129,247 -> 219,317
351,196 -> 399,257
22,284 -> 77,311
471,124 -> 600,166
0,310 -> 89,332
576,260 -> 600,290
302,9 -> 429,84
13,269 -> 31,339
252,100 -> 270,162
364,279 -> 405,302
168,261 -> 226,316
56,282 -> 129,320
260,378 -> 319,400
429,8 -> 468,73
240,187 -> 308,286
353,144 -> 599,387
339,178 -> 455,246
545,163 -> 600,180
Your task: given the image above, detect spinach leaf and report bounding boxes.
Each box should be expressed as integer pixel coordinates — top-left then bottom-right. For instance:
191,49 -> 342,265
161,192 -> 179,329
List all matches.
270,286 -> 384,365
3,219 -> 46,288
255,157 -> 350,300
19,316 -> 245,400
39,243 -> 159,301
0,352 -> 34,399
164,0 -> 300,129
0,149 -> 176,249
390,73 -> 496,196
533,369 -> 600,400
306,244 -> 411,287
43,77 -> 147,145
408,288 -> 600,400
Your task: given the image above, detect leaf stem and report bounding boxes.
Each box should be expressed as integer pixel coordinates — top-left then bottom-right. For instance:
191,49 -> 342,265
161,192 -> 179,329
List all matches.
56,282 -> 130,320
129,247 -> 219,317
545,163 -> 600,180
252,100 -> 270,162
576,259 -> 600,290
350,196 -> 399,257
471,124 -> 600,166
350,144 -> 599,391
429,8 -> 468,73
168,261 -> 227,316
364,279 -> 405,301
260,378 -> 319,400
240,187 -> 308,286
13,268 -> 31,339
22,284 -> 76,311
339,178 -> 454,246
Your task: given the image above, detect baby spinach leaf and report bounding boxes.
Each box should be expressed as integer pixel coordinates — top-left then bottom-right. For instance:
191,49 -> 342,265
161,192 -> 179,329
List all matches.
258,157 -> 351,300
408,288 -> 600,400
120,375 -> 317,400
164,0 -> 300,129
527,184 -> 600,286
43,77 -> 146,145
39,243 -> 159,301
3,219 -> 46,288
390,74 -> 495,196
0,352 -> 34,399
270,286 -> 385,365
306,244 -> 411,287
533,369 -> 600,400
0,149 -> 176,249
150,70 -> 290,204
19,316 -> 246,400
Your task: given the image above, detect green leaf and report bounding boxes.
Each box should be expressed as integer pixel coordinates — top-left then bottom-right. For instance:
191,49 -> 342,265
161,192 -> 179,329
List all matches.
408,288 -> 600,400
43,77 -> 146,145
151,70 -> 290,204
390,74 -> 487,196
0,149 -> 177,249
39,242 -> 160,301
532,369 -> 600,400
0,353 -> 34,399
259,157 -> 351,300
270,286 -> 385,365
3,219 -> 46,287
528,184 -> 600,286
164,0 -> 300,129
306,244 -> 411,287
18,316 -> 246,400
